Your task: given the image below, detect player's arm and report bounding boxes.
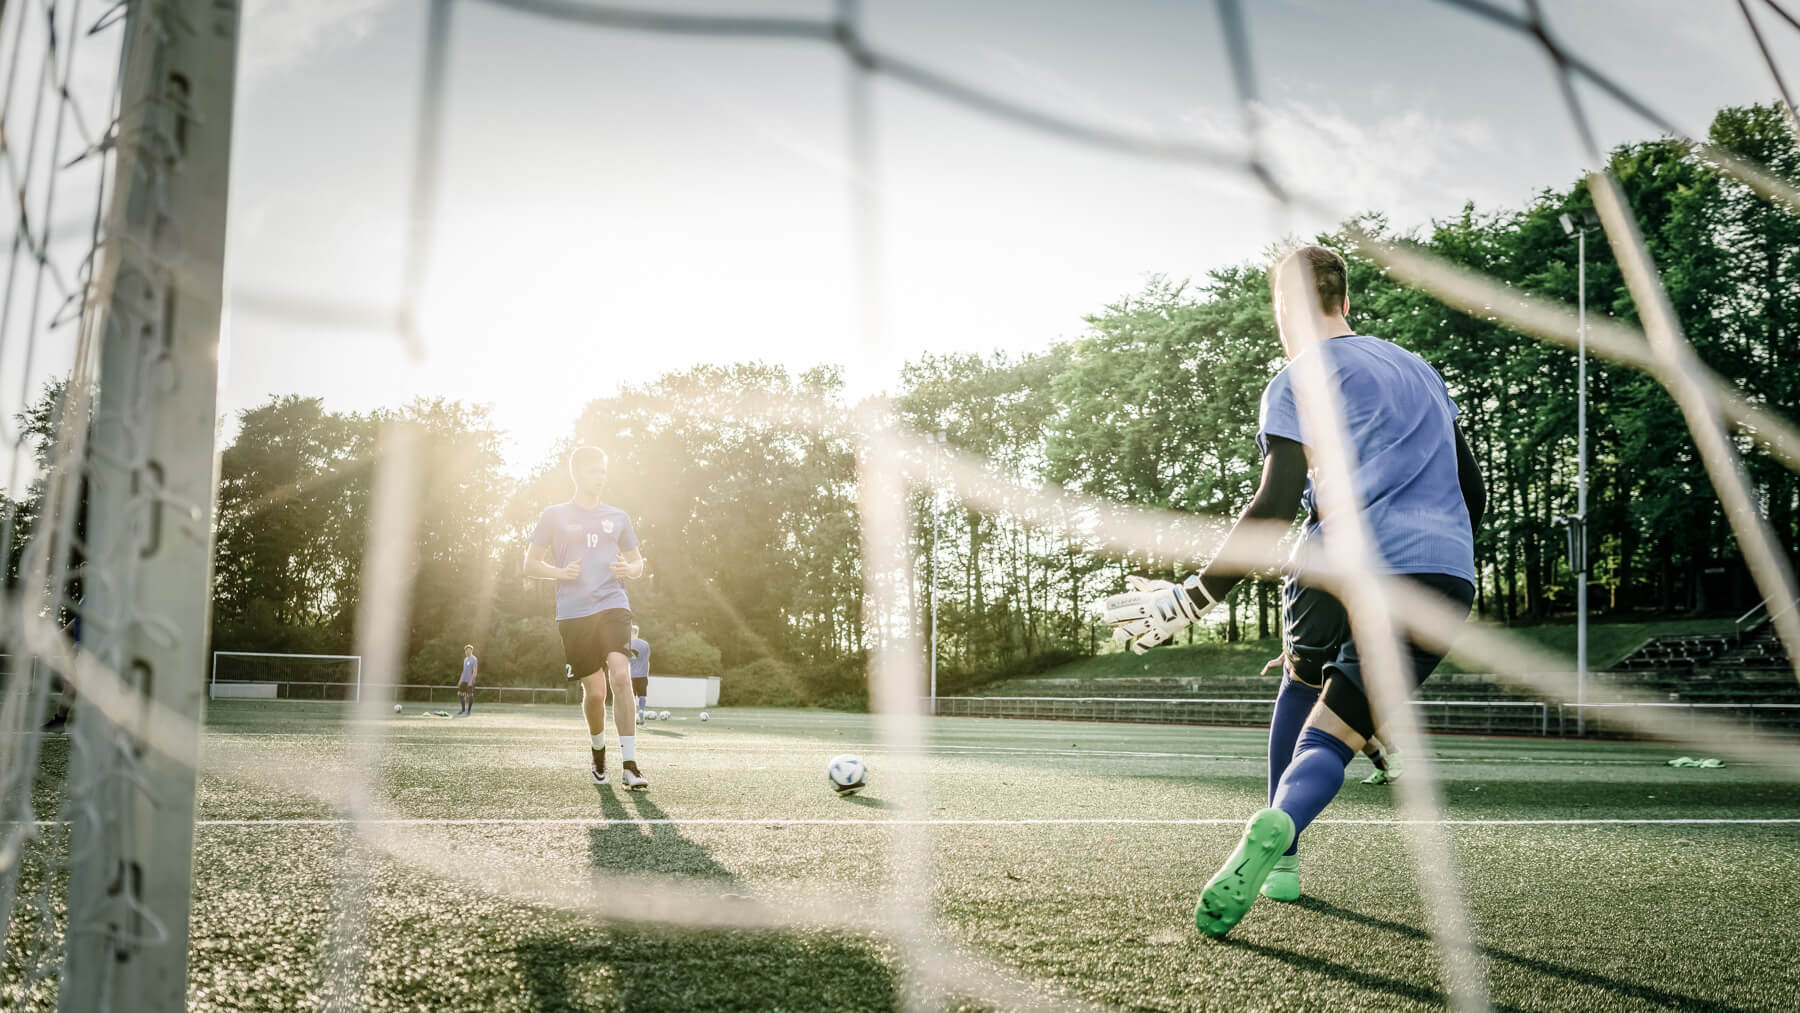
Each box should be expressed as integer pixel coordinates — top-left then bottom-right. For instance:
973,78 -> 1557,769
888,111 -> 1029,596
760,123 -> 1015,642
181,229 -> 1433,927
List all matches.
524,542 -> 578,581
1193,435 -> 1308,605
1454,423 -> 1485,532
1101,437 -> 1307,653
610,547 -> 645,580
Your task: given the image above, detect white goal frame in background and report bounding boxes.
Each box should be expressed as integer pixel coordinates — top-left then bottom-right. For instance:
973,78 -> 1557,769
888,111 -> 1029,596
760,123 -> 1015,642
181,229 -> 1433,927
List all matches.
210,652 -> 366,701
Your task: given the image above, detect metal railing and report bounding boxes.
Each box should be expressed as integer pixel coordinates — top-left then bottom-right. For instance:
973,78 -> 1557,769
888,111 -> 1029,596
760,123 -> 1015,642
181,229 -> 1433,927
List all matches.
1736,595 -> 1800,637
208,680 -> 580,706
930,695 -> 1553,736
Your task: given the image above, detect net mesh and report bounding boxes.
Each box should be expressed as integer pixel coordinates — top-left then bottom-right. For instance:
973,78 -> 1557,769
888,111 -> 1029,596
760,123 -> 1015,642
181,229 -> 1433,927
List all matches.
4,0 -> 1800,1010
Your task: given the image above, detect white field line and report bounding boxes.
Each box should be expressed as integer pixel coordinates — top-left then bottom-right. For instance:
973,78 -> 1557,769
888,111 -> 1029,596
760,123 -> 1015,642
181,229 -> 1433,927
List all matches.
200,738 -> 1758,767
158,816 -> 1800,827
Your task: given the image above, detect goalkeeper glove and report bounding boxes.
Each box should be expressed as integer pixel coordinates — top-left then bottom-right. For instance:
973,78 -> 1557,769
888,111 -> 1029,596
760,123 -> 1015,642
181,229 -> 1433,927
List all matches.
1099,575 -> 1217,655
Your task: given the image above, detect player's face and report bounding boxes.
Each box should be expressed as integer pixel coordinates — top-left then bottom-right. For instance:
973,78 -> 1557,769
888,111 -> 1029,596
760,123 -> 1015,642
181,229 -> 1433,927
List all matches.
571,455 -> 607,494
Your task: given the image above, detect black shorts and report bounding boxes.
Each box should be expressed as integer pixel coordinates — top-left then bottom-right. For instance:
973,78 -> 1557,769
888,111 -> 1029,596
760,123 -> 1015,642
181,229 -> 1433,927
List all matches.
458,681 -> 475,694
631,675 -> 648,696
559,608 -> 634,680
1280,572 -> 1476,739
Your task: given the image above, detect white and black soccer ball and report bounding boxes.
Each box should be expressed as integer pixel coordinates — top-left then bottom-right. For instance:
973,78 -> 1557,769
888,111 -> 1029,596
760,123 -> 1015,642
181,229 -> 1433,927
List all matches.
393,704 -> 403,714
699,712 -> 709,722
659,710 -> 671,721
827,754 -> 867,796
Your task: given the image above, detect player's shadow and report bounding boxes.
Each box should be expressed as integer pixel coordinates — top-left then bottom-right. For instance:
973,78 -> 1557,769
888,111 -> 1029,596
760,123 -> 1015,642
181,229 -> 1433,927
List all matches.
1215,934 -> 1521,1012
514,933 -> 897,1012
1288,896 -> 1760,1013
587,787 -> 731,881
514,791 -> 898,1010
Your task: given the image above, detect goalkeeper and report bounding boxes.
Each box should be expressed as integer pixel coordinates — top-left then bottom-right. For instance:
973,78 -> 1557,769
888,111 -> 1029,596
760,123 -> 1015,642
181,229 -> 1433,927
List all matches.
1101,245 -> 1484,936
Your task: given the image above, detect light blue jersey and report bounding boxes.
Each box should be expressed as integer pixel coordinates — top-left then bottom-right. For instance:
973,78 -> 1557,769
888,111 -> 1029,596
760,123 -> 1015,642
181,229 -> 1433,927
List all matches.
628,638 -> 650,679
1257,335 -> 1474,583
529,501 -> 640,620
459,656 -> 477,684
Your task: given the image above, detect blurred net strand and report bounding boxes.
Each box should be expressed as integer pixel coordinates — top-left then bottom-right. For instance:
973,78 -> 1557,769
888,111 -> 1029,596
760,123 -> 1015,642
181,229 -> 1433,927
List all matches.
0,0 -> 124,996
1222,8 -> 1478,1004
1737,0 -> 1800,138
393,0 -> 452,359
1220,7 -> 1482,998
323,422 -> 421,1012
836,0 -> 943,1004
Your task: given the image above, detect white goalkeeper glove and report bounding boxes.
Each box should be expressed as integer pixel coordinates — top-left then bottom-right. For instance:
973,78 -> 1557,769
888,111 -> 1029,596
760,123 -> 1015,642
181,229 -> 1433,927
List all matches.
1099,574 -> 1217,655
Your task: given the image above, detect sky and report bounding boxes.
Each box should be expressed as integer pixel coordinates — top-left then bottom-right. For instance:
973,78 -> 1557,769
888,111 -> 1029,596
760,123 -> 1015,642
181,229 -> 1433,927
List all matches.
7,0 -> 1800,480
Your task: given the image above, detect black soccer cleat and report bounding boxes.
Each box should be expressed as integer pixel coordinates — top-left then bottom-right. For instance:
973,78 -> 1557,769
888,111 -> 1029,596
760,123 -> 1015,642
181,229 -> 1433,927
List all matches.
591,747 -> 607,785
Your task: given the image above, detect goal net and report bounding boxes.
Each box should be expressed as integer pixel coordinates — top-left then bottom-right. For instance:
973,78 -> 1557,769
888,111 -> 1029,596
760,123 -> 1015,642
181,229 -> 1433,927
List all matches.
0,1 -> 237,1010
6,0 -> 1800,1010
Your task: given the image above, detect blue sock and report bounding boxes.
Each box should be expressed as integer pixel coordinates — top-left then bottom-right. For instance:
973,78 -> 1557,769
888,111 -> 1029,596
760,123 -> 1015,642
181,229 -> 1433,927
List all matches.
1271,727 -> 1356,841
1267,675 -> 1321,855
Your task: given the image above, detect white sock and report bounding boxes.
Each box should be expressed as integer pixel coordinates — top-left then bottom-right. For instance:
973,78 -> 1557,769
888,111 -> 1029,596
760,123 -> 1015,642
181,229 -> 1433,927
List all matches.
590,733 -> 606,750
620,736 -> 636,762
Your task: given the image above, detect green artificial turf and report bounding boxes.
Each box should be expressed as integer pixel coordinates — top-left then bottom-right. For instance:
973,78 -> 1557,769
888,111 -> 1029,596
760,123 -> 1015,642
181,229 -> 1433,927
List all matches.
6,702 -> 1797,1011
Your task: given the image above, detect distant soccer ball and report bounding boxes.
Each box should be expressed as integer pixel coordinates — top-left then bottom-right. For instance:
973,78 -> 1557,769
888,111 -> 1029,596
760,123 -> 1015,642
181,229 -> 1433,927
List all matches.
699,712 -> 709,722
393,704 -> 402,714
827,754 -> 867,796
658,710 -> 671,721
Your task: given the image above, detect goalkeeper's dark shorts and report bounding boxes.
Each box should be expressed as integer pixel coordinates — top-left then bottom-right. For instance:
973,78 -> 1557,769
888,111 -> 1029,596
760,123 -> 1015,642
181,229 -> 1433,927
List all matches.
1280,572 -> 1475,740
559,608 -> 634,681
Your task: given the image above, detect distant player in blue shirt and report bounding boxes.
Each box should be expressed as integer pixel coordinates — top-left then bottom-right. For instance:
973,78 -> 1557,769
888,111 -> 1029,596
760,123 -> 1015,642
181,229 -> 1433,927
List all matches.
524,447 -> 650,789
1103,245 -> 1484,937
456,645 -> 478,716
627,625 -> 651,724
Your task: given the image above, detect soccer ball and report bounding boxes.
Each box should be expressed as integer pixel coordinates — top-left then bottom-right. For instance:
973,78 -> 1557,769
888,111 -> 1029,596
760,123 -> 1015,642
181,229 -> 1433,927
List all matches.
699,712 -> 709,722
393,704 -> 402,714
827,754 -> 867,796
659,710 -> 671,721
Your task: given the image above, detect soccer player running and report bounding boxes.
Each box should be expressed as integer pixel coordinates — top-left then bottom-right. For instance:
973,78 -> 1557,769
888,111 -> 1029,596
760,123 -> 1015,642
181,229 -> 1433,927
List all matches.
456,645 -> 478,716
524,447 -> 650,789
1103,246 -> 1483,936
627,625 -> 651,725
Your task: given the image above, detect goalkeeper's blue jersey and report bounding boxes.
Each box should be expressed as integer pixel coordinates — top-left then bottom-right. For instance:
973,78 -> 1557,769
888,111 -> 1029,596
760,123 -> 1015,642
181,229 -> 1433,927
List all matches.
529,501 -> 640,620
1256,334 -> 1474,584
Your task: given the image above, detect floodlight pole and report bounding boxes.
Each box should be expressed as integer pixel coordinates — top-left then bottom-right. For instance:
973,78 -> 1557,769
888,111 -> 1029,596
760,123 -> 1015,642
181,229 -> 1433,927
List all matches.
1561,210 -> 1592,736
1576,226 -> 1588,737
929,430 -> 946,714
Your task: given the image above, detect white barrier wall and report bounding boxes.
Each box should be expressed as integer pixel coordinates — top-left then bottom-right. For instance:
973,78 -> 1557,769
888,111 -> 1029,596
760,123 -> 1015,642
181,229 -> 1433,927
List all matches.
646,675 -> 720,708
210,683 -> 278,699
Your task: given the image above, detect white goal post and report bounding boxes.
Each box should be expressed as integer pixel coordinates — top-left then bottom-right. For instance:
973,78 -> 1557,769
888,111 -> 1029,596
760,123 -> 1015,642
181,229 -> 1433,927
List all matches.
210,652 -> 366,701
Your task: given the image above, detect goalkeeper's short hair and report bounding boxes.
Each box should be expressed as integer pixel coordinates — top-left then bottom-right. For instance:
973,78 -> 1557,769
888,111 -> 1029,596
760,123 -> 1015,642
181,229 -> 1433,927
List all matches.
1272,244 -> 1349,316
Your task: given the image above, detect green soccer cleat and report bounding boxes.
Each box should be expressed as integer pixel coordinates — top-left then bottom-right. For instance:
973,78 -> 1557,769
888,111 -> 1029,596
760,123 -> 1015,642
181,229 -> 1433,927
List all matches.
1260,853 -> 1300,902
1195,808 -> 1296,937
1362,768 -> 1395,785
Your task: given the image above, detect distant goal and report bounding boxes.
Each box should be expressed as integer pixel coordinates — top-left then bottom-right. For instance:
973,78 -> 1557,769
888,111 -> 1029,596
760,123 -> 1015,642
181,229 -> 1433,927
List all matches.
210,652 -> 365,701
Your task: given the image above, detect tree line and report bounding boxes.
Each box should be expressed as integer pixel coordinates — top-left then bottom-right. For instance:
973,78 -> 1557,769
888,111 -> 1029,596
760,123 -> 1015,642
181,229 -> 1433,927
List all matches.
9,104 -> 1795,702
